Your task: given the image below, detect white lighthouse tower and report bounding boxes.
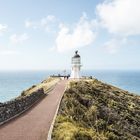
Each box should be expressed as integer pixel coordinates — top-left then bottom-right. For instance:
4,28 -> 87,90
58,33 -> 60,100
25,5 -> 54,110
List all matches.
70,51 -> 81,79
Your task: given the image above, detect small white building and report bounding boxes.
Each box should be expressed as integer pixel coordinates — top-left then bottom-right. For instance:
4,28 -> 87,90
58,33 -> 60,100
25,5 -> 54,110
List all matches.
70,51 -> 82,79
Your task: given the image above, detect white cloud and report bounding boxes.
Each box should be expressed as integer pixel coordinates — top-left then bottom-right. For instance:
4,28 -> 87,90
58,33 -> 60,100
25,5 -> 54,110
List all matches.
97,0 -> 140,36
25,15 -> 57,31
25,20 -> 31,28
0,45 -> 19,55
0,50 -> 19,55
41,15 -> 56,25
25,20 -> 38,29
48,46 -> 56,52
56,13 -> 96,52
10,33 -> 29,44
0,24 -> 8,35
41,15 -> 56,31
104,38 -> 127,54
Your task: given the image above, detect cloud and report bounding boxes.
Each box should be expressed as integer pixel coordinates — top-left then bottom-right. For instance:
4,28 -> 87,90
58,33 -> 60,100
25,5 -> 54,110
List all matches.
10,33 -> 29,44
97,0 -> 140,36
104,38 -> 127,54
41,15 -> 56,25
0,24 -> 8,35
0,45 -> 19,55
25,20 -> 38,29
41,15 -> 57,31
0,50 -> 19,55
56,13 -> 96,52
48,46 -> 56,52
25,15 -> 57,31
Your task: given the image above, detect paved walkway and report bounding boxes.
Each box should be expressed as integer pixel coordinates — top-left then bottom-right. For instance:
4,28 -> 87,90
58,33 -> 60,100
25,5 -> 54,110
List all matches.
0,80 -> 67,140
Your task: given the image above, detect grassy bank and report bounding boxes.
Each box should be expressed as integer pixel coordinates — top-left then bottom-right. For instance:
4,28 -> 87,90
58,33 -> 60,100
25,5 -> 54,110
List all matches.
0,77 -> 61,124
52,79 -> 140,140
19,77 -> 60,97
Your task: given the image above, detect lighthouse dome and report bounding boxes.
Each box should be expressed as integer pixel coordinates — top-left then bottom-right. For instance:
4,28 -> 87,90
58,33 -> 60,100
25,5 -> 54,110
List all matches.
73,50 -> 80,58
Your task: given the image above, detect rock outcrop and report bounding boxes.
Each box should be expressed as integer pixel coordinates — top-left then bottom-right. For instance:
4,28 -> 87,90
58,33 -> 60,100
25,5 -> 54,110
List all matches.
0,77 -> 60,125
0,88 -> 45,124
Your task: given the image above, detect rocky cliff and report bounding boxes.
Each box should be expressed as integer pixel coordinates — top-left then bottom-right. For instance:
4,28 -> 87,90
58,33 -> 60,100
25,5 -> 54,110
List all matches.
52,79 -> 140,140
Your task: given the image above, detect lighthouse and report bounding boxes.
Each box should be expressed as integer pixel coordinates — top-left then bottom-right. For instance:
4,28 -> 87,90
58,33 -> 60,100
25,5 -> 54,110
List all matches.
70,51 -> 82,79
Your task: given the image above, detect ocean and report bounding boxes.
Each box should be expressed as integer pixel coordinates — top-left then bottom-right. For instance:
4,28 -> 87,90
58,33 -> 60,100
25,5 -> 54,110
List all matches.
0,70 -> 140,102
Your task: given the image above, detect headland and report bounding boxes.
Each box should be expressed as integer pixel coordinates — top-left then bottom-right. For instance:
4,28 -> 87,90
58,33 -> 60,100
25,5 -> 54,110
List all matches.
52,78 -> 140,140
0,77 -> 139,140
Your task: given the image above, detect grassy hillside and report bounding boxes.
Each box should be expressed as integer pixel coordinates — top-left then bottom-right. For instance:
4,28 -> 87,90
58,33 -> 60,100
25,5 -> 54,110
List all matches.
20,77 -> 60,97
52,79 -> 140,140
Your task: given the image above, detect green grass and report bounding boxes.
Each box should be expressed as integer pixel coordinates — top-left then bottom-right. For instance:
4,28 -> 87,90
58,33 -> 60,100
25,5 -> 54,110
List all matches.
20,77 -> 60,97
52,79 -> 140,140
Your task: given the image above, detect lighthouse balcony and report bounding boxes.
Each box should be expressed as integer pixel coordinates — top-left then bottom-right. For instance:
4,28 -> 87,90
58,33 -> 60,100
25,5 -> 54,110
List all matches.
72,62 -> 81,64
72,60 -> 81,63
71,64 -> 82,67
72,58 -> 80,62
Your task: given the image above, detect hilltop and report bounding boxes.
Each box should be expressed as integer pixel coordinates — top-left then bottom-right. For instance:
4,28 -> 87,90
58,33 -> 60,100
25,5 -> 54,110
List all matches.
52,79 -> 140,140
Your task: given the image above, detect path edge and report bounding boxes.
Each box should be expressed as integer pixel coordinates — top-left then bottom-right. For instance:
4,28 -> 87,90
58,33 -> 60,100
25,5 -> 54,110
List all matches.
0,84 -> 57,127
47,81 -> 68,140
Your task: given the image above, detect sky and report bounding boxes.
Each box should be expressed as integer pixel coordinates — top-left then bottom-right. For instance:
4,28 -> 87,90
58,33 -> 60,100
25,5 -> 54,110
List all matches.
0,0 -> 140,71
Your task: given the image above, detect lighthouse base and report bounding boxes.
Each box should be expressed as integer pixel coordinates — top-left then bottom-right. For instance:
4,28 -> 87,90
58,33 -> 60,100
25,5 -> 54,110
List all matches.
70,67 -> 81,79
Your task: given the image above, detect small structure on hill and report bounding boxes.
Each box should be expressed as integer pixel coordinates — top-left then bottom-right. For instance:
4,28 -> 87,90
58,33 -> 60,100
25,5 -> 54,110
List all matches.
70,51 -> 82,79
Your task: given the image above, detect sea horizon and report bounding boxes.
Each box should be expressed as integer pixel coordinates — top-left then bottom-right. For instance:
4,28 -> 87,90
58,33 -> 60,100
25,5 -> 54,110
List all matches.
0,69 -> 139,103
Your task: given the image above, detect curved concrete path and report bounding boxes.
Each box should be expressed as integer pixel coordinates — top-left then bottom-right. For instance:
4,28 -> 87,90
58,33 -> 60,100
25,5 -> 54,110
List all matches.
0,80 -> 67,140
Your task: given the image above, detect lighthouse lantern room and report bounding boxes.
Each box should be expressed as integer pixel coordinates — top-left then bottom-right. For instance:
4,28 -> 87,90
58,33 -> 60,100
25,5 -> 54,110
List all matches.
70,51 -> 81,79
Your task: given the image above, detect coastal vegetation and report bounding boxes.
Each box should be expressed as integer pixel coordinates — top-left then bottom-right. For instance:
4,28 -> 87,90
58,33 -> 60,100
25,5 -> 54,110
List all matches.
0,77 -> 60,124
52,79 -> 140,140
20,77 -> 60,96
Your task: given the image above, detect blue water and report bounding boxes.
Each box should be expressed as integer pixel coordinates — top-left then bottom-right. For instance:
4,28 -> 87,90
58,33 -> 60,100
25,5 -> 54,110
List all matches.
82,70 -> 140,95
0,70 -> 58,102
0,70 -> 140,102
